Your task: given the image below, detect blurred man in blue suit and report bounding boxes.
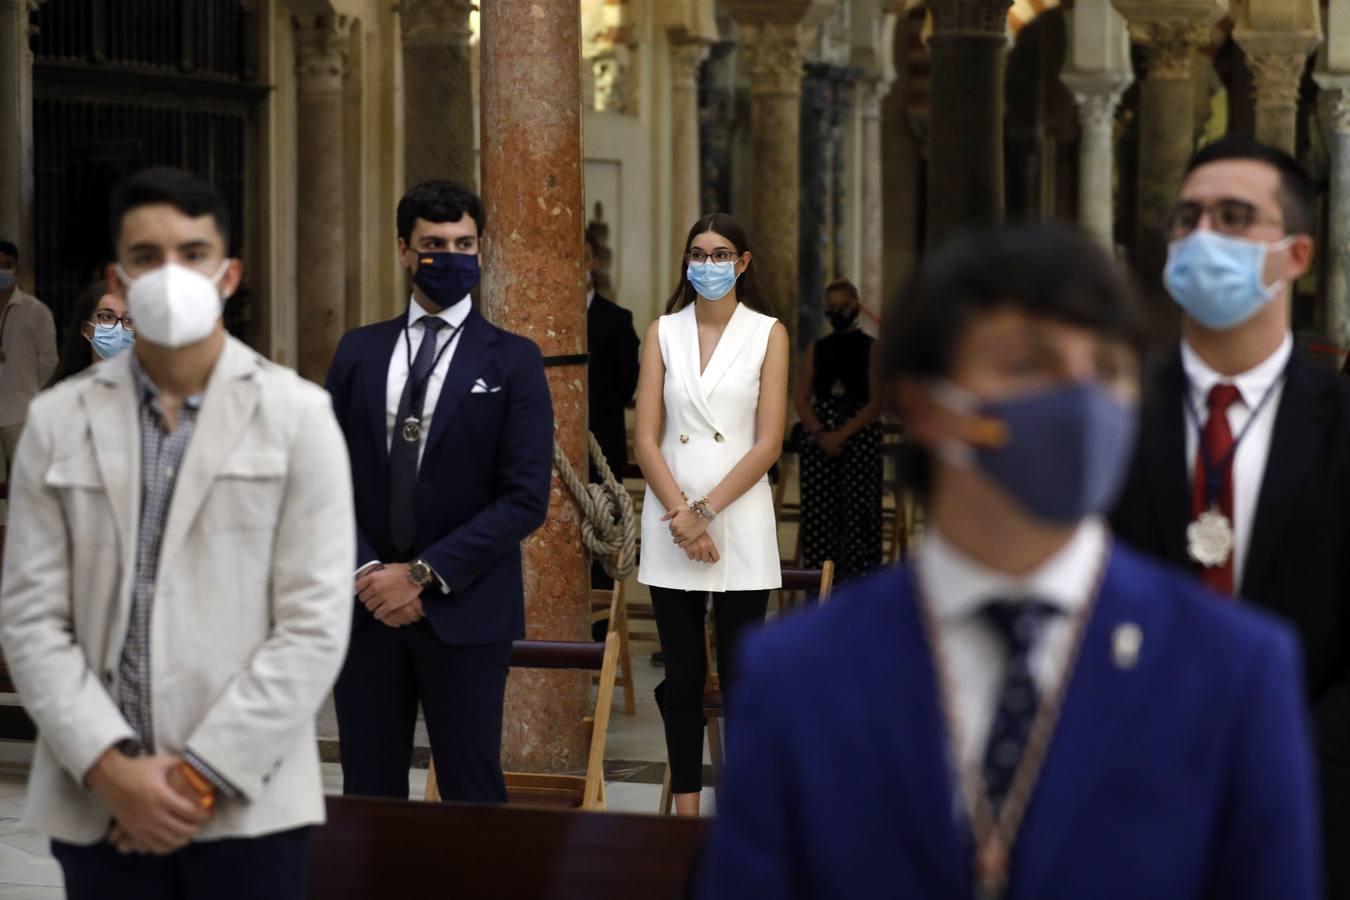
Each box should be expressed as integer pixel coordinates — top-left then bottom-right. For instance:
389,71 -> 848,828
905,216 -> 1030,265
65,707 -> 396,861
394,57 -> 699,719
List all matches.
699,224 -> 1319,900
325,181 -> 553,803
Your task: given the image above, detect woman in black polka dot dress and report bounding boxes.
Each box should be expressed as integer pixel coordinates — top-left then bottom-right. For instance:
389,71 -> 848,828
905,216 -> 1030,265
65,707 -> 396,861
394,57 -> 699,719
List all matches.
794,280 -> 883,584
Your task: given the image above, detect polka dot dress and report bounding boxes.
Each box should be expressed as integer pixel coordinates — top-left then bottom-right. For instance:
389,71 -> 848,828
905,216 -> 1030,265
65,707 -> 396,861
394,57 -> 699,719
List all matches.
800,331 -> 883,583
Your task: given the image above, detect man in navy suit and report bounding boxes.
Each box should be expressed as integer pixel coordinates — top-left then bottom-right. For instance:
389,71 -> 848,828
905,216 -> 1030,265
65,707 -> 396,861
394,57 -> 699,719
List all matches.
325,180 -> 553,803
699,224 -> 1319,899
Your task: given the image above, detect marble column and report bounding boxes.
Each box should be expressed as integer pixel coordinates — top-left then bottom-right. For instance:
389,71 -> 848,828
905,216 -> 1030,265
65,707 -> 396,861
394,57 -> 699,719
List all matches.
670,40 -> 711,243
1317,79 -> 1350,350
1061,74 -> 1130,248
0,1 -> 40,283
924,0 -> 1012,248
857,78 -> 886,334
881,9 -> 918,325
402,0 -> 477,188
799,64 -> 836,346
480,0 -> 589,774
1235,32 -> 1319,154
736,21 -> 811,343
294,15 -> 352,383
1110,5 -> 1221,301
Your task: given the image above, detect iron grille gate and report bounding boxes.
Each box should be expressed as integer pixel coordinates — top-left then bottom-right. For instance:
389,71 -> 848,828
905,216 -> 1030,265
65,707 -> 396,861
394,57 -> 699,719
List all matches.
30,0 -> 257,342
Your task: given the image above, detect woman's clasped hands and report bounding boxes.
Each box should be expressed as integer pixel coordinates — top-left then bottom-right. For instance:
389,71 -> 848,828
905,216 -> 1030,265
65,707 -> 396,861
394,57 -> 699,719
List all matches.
662,505 -> 720,565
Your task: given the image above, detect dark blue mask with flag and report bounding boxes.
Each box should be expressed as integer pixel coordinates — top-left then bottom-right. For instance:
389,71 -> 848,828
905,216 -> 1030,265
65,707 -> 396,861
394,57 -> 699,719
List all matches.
413,252 -> 480,309
937,381 -> 1138,525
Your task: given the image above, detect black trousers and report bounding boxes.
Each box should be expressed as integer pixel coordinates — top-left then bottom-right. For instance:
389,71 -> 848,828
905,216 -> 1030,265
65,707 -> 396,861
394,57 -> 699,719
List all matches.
334,618 -> 512,803
52,827 -> 311,900
649,586 -> 769,794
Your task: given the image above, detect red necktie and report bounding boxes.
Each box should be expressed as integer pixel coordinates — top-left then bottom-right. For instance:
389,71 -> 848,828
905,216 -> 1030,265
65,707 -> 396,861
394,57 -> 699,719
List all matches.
1191,383 -> 1242,595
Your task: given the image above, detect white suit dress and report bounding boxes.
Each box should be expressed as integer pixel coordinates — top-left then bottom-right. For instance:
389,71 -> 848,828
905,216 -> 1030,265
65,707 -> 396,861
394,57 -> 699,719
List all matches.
638,301 -> 783,593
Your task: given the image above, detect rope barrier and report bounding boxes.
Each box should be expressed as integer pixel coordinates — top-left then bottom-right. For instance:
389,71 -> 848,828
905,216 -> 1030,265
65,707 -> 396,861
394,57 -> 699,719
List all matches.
552,432 -> 638,580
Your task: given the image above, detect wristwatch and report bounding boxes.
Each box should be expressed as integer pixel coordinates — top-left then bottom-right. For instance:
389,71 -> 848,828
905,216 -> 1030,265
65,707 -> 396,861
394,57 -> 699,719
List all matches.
407,558 -> 435,588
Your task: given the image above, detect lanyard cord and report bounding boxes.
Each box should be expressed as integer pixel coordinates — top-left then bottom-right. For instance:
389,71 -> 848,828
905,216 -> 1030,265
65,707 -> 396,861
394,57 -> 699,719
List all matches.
402,315 -> 467,410
1182,373 -> 1284,507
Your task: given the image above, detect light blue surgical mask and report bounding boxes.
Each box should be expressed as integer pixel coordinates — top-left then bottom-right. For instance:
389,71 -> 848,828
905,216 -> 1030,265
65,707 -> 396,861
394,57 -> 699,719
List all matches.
1163,230 -> 1292,330
0,270 -> 14,292
686,260 -> 739,302
89,323 -> 135,360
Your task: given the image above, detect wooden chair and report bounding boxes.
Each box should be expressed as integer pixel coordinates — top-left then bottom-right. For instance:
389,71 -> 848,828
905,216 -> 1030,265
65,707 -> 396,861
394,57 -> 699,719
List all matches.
306,796 -> 708,900
591,581 -> 636,715
425,635 -> 619,811
658,562 -> 835,814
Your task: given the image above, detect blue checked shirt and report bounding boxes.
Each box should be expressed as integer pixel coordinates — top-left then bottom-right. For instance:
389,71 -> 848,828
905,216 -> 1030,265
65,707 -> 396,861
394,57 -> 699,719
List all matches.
119,358 -> 240,798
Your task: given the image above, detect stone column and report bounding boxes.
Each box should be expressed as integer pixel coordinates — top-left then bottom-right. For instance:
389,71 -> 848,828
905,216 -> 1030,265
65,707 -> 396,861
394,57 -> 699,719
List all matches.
726,0 -> 832,346
881,8 -> 918,326
1111,1 -> 1224,298
402,0 -> 477,188
294,15 -> 352,383
1235,33 -> 1318,154
1317,79 -> 1350,349
857,78 -> 886,334
924,0 -> 1012,248
670,40 -> 711,242
1060,74 -> 1130,247
0,1 -> 40,283
736,21 -> 810,340
479,0 -> 589,774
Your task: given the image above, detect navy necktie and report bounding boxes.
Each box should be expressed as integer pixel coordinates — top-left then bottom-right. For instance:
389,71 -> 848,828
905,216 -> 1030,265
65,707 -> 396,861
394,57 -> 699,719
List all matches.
980,599 -> 1060,815
388,316 -> 447,556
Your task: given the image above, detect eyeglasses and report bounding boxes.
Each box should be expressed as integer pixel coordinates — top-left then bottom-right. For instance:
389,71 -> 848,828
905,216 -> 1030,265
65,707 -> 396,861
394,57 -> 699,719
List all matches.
1165,199 -> 1285,239
685,249 -> 739,265
92,311 -> 135,332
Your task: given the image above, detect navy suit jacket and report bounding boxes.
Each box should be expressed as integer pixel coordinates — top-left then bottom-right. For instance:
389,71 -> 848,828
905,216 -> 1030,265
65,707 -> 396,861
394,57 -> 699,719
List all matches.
699,543 -> 1320,900
325,307 -> 553,646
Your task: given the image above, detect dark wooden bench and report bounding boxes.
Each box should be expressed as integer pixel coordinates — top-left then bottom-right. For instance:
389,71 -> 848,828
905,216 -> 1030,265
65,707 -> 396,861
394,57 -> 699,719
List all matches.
305,796 -> 708,900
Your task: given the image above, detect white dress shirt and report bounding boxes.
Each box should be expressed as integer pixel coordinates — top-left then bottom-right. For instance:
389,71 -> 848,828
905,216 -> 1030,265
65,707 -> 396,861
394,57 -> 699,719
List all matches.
1180,333 -> 1290,592
357,296 -> 470,590
914,518 -> 1109,776
0,290 -> 58,427
385,295 -> 471,466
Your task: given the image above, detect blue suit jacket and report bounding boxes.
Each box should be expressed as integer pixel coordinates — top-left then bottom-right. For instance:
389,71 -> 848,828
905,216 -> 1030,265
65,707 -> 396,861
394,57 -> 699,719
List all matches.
325,307 -> 553,646
699,543 -> 1321,900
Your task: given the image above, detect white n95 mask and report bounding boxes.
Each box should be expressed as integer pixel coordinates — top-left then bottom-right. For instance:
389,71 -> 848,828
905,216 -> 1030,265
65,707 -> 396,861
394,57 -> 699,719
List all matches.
118,260 -> 230,349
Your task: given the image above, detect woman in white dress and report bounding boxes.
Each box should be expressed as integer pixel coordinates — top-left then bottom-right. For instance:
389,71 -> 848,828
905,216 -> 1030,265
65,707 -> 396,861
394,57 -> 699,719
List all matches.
634,213 -> 788,817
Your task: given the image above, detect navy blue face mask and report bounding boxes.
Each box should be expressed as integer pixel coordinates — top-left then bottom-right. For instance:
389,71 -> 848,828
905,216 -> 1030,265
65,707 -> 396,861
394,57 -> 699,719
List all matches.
413,252 -> 480,309
933,381 -> 1138,525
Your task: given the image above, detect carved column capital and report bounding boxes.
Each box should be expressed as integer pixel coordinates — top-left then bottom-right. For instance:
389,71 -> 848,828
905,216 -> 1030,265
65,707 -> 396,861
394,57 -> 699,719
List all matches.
670,42 -> 711,92
858,77 -> 888,121
1317,74 -> 1350,134
1124,20 -> 1211,80
401,0 -> 475,47
293,16 -> 353,93
924,0 -> 1012,38
1061,71 -> 1132,129
737,22 -> 809,98
1246,50 -> 1309,111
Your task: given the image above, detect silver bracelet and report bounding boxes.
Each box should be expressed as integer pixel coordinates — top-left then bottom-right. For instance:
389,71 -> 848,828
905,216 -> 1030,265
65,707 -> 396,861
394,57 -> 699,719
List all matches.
690,497 -> 717,521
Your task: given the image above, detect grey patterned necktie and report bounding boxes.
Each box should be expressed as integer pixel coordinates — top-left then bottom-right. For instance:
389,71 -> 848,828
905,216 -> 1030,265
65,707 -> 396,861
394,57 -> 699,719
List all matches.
388,316 -> 447,556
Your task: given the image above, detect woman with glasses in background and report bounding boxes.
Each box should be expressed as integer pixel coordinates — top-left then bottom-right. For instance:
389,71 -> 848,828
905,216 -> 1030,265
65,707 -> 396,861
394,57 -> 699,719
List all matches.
634,213 -> 788,817
46,279 -> 135,386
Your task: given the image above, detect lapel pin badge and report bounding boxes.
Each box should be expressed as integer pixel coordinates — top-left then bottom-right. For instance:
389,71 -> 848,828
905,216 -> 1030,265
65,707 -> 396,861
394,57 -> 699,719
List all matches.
1112,623 -> 1143,670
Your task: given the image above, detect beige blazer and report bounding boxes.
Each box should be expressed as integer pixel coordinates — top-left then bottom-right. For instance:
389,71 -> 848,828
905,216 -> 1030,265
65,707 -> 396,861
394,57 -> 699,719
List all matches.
0,336 -> 355,845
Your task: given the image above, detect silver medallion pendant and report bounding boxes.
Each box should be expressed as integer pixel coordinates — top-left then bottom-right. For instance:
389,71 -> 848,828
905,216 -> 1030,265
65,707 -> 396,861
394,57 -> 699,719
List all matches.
1187,507 -> 1234,568
401,416 -> 423,444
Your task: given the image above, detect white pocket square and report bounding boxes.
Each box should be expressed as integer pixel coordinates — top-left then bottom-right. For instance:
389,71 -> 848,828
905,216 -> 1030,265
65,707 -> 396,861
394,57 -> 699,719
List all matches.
471,378 -> 502,394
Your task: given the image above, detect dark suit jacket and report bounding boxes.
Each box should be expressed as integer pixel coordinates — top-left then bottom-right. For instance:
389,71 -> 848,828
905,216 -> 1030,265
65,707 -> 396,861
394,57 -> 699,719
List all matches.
324,307 -> 554,646
586,293 -> 639,480
699,547 -> 1320,900
1112,349 -> 1350,897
